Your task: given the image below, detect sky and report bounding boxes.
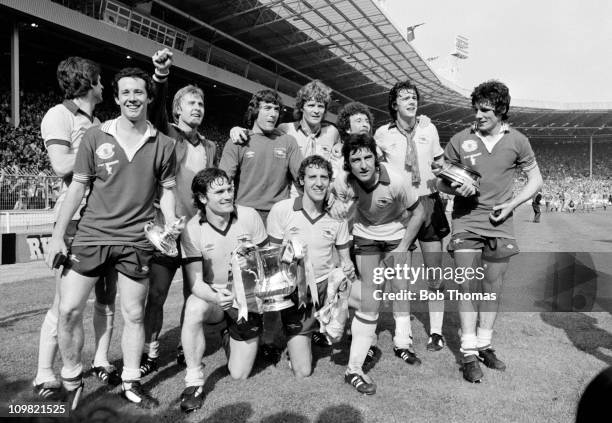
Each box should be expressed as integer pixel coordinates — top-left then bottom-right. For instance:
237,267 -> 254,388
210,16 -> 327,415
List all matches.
383,0 -> 612,104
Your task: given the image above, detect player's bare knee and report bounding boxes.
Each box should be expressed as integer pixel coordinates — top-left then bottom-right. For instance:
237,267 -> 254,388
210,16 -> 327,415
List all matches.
228,366 -> 250,380
58,305 -> 82,327
292,365 -> 312,378
121,304 -> 145,324
184,296 -> 211,324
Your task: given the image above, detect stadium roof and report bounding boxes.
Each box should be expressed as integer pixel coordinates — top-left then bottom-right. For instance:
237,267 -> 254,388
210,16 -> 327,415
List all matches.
149,0 -> 612,140
4,0 -> 612,140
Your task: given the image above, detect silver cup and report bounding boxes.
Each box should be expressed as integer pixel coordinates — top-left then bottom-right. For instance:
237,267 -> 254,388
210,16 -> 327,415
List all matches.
144,216 -> 185,257
249,244 -> 299,312
437,160 -> 481,193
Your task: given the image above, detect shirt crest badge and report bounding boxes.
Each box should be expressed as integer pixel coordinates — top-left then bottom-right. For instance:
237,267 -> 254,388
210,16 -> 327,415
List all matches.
96,143 -> 115,160
461,139 -> 478,153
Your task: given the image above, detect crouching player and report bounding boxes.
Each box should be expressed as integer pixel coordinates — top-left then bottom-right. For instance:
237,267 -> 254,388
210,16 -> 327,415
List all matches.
178,168 -> 268,412
266,155 -> 354,377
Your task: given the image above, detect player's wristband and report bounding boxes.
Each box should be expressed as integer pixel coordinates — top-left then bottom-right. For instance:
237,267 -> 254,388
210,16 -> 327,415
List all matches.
153,70 -> 169,82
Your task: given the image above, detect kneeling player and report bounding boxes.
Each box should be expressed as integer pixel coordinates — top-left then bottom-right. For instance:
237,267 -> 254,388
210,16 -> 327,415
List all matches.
267,155 -> 354,377
179,168 -> 268,412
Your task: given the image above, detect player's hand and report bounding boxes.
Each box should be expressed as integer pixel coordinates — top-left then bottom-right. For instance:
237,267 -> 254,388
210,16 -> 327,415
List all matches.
45,235 -> 67,269
215,288 -> 234,310
166,216 -> 185,235
431,160 -> 444,176
230,126 -> 249,144
233,250 -> 250,268
489,202 -> 514,224
152,48 -> 173,75
342,261 -> 355,280
450,181 -> 476,197
418,115 -> 431,127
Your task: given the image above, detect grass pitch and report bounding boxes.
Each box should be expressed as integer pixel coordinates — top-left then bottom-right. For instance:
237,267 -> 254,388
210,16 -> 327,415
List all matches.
1,205 -> 611,422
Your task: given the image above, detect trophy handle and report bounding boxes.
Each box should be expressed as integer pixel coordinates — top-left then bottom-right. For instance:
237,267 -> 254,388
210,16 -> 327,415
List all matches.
279,242 -> 298,286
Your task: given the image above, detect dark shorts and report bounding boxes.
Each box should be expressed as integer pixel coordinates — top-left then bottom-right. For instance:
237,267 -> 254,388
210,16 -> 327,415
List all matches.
416,193 -> 450,243
150,239 -> 182,270
66,244 -> 154,280
256,210 -> 269,227
280,279 -> 328,338
353,236 -> 407,254
64,221 -> 116,304
224,307 -> 263,341
447,232 -> 519,261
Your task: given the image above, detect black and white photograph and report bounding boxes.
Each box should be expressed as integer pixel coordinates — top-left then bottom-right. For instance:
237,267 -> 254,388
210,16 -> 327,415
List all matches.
0,0 -> 610,422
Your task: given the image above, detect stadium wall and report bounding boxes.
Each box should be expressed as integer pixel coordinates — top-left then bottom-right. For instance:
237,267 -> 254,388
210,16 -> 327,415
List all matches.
0,231 -> 51,264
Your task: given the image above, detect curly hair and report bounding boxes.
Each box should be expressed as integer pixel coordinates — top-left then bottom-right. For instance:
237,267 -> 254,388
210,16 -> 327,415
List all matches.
298,155 -> 332,185
388,80 -> 420,121
244,89 -> 282,128
336,101 -> 373,134
191,168 -> 232,221
471,80 -> 511,120
112,67 -> 154,99
342,133 -> 379,173
56,57 -> 101,100
293,80 -> 332,121
172,85 -> 204,124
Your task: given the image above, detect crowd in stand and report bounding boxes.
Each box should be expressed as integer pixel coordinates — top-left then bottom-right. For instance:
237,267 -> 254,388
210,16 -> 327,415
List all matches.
0,88 -> 236,209
532,141 -> 612,180
1,87 -> 611,212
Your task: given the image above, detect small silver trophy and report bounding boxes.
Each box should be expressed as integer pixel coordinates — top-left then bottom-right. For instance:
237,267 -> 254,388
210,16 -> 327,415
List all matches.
144,215 -> 186,257
437,160 -> 482,193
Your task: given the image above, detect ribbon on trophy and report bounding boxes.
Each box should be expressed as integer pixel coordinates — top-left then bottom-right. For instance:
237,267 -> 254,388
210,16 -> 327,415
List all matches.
230,239 -> 262,321
285,238 -> 317,309
314,268 -> 351,344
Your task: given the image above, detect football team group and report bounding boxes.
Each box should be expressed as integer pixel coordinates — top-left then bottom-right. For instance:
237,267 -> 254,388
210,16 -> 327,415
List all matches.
33,48 -> 542,412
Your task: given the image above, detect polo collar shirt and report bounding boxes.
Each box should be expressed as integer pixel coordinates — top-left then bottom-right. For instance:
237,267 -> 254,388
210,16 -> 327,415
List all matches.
444,123 -> 537,238
180,205 -> 268,300
334,164 -> 420,241
472,122 -> 510,153
71,118 -> 176,248
282,121 -> 338,161
374,118 -> 444,196
171,123 -> 205,146
41,100 -> 101,221
267,197 -> 350,282
62,99 -> 96,123
218,129 -> 303,211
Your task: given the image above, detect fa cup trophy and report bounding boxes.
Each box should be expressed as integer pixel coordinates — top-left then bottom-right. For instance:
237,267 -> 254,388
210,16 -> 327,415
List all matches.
232,238 -> 313,320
